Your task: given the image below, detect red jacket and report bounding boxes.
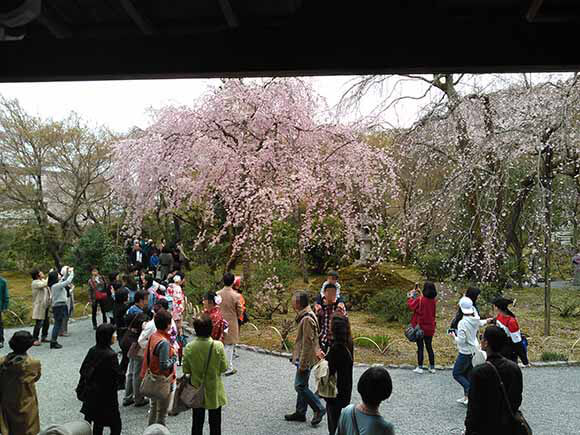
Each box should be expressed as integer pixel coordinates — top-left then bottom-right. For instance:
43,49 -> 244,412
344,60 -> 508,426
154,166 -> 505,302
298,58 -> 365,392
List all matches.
407,296 -> 437,337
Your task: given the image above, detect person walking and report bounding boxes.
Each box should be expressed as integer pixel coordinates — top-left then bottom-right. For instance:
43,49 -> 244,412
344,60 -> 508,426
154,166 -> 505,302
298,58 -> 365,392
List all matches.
88,267 -> 109,330
48,266 -> 75,349
407,281 -> 437,374
450,297 -> 489,406
217,273 -> 242,376
141,310 -> 177,426
492,297 -> 530,367
0,331 -> 41,435
336,367 -> 395,435
121,312 -> 149,408
465,326 -> 524,435
203,292 -> 226,342
0,275 -> 9,348
182,314 -> 228,435
285,291 -> 326,427
317,283 -> 347,354
323,314 -> 354,435
78,324 -> 124,435
30,269 -> 51,346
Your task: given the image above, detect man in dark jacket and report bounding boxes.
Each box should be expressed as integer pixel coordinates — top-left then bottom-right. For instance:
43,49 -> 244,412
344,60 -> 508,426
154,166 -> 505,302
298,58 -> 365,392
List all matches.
465,326 -> 523,435
0,275 -> 9,348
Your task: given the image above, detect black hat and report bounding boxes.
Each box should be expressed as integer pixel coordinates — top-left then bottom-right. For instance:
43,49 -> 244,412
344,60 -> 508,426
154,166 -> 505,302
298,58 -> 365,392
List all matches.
9,330 -> 35,354
492,297 -> 513,311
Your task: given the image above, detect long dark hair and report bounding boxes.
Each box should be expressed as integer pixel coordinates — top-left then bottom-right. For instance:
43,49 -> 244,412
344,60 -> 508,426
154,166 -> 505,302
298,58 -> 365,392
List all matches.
47,271 -> 59,288
331,314 -> 353,356
95,323 -> 116,348
423,281 -> 437,299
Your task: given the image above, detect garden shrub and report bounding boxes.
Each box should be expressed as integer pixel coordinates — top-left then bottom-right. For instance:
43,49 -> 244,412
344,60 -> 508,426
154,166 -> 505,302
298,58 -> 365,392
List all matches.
185,264 -> 222,306
367,288 -> 411,323
416,252 -> 450,281
557,300 -> 580,318
479,284 -> 504,305
353,334 -> 391,350
3,296 -> 31,327
541,351 -> 568,362
309,263 -> 413,312
66,226 -> 123,284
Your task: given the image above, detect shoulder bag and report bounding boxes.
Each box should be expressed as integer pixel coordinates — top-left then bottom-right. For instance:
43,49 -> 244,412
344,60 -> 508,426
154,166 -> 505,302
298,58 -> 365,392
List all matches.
472,342 -> 487,367
140,338 -> 172,401
405,297 -> 424,342
486,361 -> 532,435
180,340 -> 214,409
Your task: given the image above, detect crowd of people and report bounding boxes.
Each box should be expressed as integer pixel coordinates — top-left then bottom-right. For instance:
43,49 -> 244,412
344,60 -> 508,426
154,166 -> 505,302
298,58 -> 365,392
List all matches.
0,259 -> 533,435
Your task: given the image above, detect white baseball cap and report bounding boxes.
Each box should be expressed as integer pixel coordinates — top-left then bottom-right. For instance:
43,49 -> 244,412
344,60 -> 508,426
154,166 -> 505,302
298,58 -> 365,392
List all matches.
459,296 -> 474,314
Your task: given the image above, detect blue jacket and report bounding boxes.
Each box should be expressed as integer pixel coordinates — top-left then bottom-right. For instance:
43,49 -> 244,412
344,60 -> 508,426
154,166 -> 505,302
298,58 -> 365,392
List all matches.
0,277 -> 8,311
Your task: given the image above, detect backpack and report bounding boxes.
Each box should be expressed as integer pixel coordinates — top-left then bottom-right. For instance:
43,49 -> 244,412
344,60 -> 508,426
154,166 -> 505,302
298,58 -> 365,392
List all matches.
76,362 -> 100,402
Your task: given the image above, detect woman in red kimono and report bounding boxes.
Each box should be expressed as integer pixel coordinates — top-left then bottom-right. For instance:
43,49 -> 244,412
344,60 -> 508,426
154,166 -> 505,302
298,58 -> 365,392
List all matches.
202,292 -> 227,342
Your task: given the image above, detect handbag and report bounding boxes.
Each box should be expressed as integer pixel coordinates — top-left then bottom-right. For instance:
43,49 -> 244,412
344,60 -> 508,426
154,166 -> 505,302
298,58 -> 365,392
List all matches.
486,362 -> 532,435
140,338 -> 172,401
472,343 -> 487,367
314,359 -> 337,398
405,297 -> 424,342
180,340 -> 214,409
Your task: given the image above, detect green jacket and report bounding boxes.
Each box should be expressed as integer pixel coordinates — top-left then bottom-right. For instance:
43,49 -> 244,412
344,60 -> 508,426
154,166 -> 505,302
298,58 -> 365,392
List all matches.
182,337 -> 227,410
0,277 -> 9,312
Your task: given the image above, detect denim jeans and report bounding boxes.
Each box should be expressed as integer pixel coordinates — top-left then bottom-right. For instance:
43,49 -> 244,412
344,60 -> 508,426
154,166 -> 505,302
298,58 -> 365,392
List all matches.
51,305 -> 68,343
453,352 -> 473,395
124,356 -> 145,404
294,368 -> 324,416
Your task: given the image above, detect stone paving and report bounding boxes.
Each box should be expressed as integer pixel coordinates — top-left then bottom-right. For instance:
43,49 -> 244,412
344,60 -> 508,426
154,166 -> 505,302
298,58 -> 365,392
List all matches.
2,319 -> 579,434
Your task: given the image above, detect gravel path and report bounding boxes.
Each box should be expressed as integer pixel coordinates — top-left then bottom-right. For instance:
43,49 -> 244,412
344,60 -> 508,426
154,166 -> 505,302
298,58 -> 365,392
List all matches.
2,319 -> 578,435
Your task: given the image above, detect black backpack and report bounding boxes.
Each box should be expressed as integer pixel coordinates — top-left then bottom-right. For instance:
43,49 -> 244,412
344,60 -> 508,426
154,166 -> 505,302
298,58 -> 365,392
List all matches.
75,357 -> 102,402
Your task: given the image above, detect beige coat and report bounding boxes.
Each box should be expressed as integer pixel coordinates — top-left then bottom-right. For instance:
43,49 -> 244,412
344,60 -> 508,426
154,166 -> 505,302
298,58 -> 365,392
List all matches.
217,287 -> 242,345
0,353 -> 41,435
291,306 -> 320,371
31,279 -> 50,320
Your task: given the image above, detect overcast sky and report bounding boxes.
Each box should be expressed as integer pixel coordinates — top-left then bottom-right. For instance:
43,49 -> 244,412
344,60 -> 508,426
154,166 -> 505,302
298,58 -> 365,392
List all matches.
0,76 -> 426,134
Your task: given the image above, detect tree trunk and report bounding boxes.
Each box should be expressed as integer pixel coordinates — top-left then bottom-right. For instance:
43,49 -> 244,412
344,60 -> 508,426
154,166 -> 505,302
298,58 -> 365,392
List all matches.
542,145 -> 553,336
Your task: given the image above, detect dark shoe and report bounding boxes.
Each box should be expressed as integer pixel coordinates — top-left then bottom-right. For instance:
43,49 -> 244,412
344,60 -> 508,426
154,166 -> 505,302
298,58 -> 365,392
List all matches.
311,408 -> 326,426
134,401 -> 148,408
0,342 -> 3,349
50,342 -> 63,349
41,337 -> 51,343
122,398 -> 134,407
224,369 -> 237,377
284,412 -> 306,422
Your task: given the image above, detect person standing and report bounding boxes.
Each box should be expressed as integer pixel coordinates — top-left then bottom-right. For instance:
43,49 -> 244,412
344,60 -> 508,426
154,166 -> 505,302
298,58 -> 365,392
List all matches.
285,291 -> 326,427
88,267 -> 109,330
407,282 -> 437,374
182,314 -> 228,435
492,297 -> 530,367
121,311 -> 148,408
203,292 -> 226,342
217,273 -> 242,376
314,271 -> 345,314
0,275 -> 9,349
48,267 -> 75,349
30,269 -> 51,346
317,283 -> 347,354
450,287 -> 481,331
129,242 -> 146,269
336,367 -> 395,435
78,324 -> 124,435
141,310 -> 177,426
449,297 -> 489,406
0,331 -> 41,435
465,326 -> 524,435
323,314 -> 354,435
158,247 -> 174,281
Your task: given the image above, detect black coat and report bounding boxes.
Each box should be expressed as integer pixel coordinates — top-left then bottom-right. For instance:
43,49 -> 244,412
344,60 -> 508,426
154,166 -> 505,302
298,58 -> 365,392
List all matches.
325,342 -> 354,406
79,345 -> 124,426
465,354 -> 523,435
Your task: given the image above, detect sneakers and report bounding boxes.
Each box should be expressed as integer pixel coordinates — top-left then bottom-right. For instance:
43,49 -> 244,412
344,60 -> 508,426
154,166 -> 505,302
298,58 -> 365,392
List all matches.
284,412 -> 306,422
428,367 -> 436,374
311,408 -> 326,426
456,397 -> 469,406
413,367 -> 424,374
122,399 -> 134,407
134,401 -> 148,408
50,342 -> 63,349
224,369 -> 237,377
